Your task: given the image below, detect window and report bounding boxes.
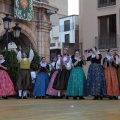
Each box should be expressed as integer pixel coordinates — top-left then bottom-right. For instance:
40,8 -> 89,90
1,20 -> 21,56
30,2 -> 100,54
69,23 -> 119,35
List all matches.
98,15 -> 116,49
65,34 -> 70,43
98,0 -> 116,7
64,20 -> 70,31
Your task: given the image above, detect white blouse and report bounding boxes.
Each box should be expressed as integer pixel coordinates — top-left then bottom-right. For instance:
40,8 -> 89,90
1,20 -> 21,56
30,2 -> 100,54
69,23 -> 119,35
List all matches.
51,62 -> 56,68
17,49 -> 34,63
56,56 -> 72,70
116,56 -> 120,65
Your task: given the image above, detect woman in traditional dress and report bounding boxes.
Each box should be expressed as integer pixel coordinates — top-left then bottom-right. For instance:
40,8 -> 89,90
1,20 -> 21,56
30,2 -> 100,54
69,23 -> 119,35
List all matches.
33,57 -> 50,98
49,56 -> 57,80
103,49 -> 119,100
66,49 -> 86,99
0,53 -> 16,99
86,47 -> 106,100
46,56 -> 61,98
53,48 -> 72,98
116,53 -> 120,99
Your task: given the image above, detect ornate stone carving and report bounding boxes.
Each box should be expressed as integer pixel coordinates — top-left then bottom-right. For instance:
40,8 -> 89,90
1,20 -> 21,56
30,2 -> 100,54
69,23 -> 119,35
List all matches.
0,0 -> 58,61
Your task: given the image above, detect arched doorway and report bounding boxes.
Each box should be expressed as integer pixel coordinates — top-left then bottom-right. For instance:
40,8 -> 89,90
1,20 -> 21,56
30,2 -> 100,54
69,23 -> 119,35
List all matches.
0,31 -> 35,51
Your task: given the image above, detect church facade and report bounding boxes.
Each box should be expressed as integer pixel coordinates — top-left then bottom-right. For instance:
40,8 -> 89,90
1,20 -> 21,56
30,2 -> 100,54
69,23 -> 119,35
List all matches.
0,0 -> 58,61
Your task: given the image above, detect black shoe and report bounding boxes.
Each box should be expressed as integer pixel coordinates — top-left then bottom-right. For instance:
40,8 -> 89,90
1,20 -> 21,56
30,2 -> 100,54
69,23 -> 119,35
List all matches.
16,96 -> 22,99
2,96 -> 8,99
99,96 -> 103,100
109,96 -> 113,100
23,96 -> 27,99
66,96 -> 69,99
93,97 -> 98,100
35,96 -> 41,99
57,96 -> 63,99
79,96 -> 85,99
113,96 -> 118,100
73,97 -> 77,99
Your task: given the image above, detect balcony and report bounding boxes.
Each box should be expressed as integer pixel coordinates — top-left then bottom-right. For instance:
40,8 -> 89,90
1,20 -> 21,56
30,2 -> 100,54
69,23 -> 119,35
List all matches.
50,42 -> 62,49
95,34 -> 118,49
98,0 -> 116,8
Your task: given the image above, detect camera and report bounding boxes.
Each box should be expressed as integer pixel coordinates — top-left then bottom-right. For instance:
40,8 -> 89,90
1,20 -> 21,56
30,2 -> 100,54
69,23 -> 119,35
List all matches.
84,49 -> 92,53
84,47 -> 97,53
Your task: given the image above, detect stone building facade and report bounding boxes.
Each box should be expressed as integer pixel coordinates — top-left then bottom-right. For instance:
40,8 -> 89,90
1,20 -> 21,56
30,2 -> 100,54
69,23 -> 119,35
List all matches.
0,0 -> 58,61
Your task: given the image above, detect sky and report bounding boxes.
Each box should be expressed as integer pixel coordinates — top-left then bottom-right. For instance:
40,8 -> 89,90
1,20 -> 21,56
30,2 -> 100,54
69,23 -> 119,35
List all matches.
68,0 -> 79,15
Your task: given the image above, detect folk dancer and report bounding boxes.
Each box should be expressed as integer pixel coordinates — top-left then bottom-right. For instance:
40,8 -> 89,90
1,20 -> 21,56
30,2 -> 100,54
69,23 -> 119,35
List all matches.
103,49 -> 119,100
0,53 -> 16,99
86,47 -> 106,100
53,48 -> 72,98
33,57 -> 50,98
16,45 -> 34,99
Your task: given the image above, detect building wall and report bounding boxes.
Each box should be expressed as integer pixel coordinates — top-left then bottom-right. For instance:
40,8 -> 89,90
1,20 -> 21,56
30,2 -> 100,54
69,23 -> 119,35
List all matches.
59,15 -> 79,55
59,16 -> 79,43
79,0 -> 120,74
50,26 -> 59,43
49,0 -> 68,58
0,0 -> 58,62
49,0 -> 68,26
49,0 -> 68,15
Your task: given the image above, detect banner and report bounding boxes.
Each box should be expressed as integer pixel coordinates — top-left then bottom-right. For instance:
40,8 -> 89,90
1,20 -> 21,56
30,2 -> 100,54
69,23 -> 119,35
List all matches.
14,0 -> 33,21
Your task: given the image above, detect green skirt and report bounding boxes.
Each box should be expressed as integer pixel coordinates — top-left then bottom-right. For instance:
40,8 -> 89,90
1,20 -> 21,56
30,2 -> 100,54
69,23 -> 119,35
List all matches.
66,67 -> 86,97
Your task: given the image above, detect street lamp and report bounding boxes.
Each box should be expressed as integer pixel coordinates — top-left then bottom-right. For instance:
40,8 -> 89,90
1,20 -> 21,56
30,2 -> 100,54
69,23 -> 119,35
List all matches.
2,14 -> 12,51
13,23 -> 21,38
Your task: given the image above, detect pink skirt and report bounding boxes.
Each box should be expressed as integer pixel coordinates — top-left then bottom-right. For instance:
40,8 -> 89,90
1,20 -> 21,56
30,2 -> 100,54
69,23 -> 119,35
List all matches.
46,71 -> 58,96
0,70 -> 16,96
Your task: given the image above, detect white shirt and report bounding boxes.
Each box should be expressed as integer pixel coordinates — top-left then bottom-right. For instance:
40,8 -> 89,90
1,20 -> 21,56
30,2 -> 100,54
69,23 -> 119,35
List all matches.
17,49 -> 34,63
56,56 -> 72,70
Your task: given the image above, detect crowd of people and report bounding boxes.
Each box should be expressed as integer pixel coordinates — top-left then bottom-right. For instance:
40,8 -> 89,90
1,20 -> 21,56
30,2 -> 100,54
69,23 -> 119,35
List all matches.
0,45 -> 120,100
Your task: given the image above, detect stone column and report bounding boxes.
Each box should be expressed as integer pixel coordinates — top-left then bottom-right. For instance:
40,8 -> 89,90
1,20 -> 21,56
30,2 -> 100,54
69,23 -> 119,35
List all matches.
37,8 -> 51,62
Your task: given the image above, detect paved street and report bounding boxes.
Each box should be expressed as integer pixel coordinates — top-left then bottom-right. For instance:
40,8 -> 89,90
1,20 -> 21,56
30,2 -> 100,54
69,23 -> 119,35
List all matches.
0,98 -> 120,120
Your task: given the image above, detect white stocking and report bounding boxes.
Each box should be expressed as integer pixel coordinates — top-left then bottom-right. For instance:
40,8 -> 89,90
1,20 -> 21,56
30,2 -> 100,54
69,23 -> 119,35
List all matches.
18,90 -> 22,97
58,91 -> 61,96
23,91 -> 27,97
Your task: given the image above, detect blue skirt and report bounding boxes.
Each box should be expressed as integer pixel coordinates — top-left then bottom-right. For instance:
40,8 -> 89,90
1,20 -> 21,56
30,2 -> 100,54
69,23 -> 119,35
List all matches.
33,72 -> 49,97
87,63 -> 106,95
66,67 -> 86,96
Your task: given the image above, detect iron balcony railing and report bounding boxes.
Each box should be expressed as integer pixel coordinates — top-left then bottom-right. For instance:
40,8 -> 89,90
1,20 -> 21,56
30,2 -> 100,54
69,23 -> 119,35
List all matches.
95,34 -> 118,49
98,0 -> 116,8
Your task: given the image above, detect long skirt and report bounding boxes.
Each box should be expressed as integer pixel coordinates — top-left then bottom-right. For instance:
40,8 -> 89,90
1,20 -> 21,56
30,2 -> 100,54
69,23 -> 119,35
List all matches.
66,67 -> 86,97
46,71 -> 58,96
104,66 -> 119,96
87,63 -> 106,96
49,69 -> 56,80
53,68 -> 70,90
117,67 -> 120,88
33,72 -> 49,97
16,69 -> 32,90
0,70 -> 16,96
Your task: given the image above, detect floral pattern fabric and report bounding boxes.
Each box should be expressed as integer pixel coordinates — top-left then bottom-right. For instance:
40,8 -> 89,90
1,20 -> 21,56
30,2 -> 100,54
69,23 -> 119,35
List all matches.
46,71 -> 58,96
33,72 -> 49,97
0,70 -> 16,96
104,67 -> 120,96
87,63 -> 106,95
66,67 -> 86,97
